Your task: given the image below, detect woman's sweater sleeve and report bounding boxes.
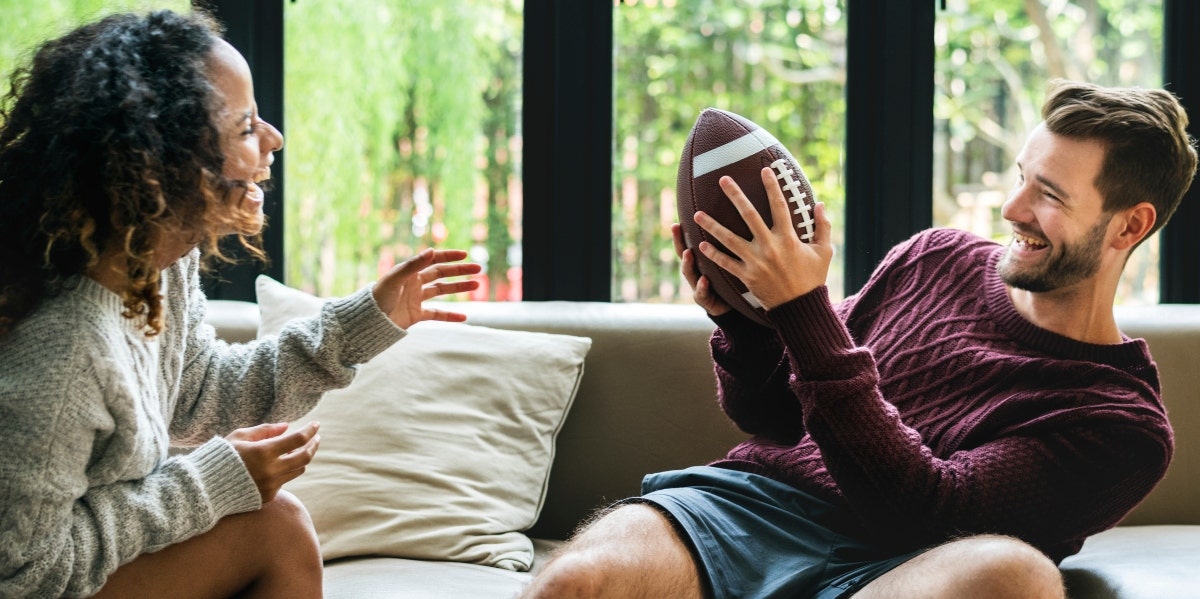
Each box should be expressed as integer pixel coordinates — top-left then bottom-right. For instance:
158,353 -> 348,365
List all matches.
167,255 -> 405,444
0,361 -> 260,597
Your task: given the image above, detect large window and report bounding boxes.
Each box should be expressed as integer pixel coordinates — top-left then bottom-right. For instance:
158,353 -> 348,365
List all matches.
613,0 -> 848,302
282,0 -> 523,299
935,0 -> 1164,305
9,1 -> 1194,305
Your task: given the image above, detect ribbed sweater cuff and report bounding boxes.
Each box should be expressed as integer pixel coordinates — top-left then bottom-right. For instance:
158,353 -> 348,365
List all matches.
327,286 -> 408,365
187,437 -> 262,518
766,286 -> 856,374
711,308 -> 779,346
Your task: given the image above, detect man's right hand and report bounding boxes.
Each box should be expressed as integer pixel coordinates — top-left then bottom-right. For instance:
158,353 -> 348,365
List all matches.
672,223 -> 732,317
226,421 -> 320,503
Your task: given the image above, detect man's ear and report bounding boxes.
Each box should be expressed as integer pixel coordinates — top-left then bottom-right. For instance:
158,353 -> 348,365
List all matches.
1111,202 -> 1157,251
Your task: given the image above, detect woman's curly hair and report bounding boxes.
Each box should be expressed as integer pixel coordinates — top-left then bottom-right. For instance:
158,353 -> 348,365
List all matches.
0,9 -> 265,337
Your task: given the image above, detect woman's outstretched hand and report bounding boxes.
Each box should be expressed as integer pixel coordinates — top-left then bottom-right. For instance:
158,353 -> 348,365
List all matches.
372,248 -> 482,329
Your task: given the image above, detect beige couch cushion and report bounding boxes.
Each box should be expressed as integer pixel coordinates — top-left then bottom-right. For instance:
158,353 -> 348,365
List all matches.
257,277 -> 591,571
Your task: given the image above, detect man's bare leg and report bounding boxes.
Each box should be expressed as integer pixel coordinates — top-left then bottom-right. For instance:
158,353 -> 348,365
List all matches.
852,534 -> 1064,599
92,490 -> 323,599
520,503 -> 706,599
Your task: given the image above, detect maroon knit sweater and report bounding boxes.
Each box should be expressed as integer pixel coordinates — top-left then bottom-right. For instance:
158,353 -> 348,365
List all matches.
708,228 -> 1173,563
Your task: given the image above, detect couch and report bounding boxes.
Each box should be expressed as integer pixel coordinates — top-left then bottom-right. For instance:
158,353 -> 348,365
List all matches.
205,298 -> 1200,598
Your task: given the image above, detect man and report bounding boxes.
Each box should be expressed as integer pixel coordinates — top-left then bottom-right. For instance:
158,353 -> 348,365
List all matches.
520,80 -> 1197,599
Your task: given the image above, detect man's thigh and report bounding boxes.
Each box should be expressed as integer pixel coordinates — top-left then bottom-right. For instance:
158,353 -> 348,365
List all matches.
523,503 -> 706,599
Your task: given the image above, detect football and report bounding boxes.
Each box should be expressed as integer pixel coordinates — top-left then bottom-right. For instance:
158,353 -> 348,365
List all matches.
676,107 -> 817,326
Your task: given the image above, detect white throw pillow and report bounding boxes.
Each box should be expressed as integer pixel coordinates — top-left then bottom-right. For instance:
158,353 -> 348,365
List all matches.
255,276 -> 591,571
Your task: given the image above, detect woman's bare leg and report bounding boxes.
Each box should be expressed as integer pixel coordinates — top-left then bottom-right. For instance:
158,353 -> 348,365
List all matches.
91,490 -> 322,599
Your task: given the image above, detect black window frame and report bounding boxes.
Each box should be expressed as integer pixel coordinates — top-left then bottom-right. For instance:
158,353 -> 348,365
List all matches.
201,0 -> 1200,303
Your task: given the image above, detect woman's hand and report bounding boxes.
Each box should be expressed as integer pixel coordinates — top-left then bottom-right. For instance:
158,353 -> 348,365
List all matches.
372,249 -> 482,329
694,167 -> 833,310
671,222 -> 732,317
226,422 -> 320,503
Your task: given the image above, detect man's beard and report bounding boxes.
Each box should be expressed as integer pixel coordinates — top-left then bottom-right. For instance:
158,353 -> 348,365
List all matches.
997,215 -> 1111,293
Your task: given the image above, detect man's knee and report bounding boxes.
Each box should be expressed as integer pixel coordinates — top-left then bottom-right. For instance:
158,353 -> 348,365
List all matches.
950,535 -> 1064,598
856,534 -> 1063,599
525,509 -> 642,598
525,551 -> 607,599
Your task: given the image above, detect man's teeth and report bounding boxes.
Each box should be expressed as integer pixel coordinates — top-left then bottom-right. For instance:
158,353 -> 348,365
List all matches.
1014,233 -> 1047,248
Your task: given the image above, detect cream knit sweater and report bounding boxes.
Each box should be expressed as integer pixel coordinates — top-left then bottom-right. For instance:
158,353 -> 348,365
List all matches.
0,250 -> 405,597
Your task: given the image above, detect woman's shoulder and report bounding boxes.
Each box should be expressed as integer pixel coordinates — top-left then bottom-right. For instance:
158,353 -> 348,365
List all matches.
0,281 -> 121,376
0,317 -> 108,435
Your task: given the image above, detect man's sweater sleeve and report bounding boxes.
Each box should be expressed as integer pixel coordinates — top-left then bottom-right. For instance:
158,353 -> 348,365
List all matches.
709,309 -> 806,439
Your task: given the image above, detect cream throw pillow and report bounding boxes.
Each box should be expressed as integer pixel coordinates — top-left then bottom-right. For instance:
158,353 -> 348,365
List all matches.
255,276 -> 591,571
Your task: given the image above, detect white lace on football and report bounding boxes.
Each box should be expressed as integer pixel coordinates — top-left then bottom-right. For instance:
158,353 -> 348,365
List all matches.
741,290 -> 765,309
771,158 -> 815,241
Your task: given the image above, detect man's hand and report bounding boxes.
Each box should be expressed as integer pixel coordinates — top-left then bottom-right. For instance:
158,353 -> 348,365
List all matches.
694,167 -> 833,310
372,249 -> 482,329
671,222 -> 732,317
226,422 -> 320,503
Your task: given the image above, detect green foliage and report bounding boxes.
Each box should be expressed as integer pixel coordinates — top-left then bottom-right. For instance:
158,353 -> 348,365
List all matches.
934,0 -> 1163,226
614,0 -> 848,302
283,0 -> 520,297
0,0 -> 190,100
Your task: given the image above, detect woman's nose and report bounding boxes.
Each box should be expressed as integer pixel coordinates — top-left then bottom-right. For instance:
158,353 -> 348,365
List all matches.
262,120 -> 284,153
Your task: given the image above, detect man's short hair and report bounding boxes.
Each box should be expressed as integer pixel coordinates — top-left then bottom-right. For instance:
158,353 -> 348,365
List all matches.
1041,79 -> 1198,241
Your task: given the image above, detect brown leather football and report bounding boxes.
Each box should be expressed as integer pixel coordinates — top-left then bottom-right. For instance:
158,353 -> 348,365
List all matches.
676,108 -> 817,326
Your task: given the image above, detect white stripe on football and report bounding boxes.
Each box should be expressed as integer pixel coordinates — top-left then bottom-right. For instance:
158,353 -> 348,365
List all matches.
692,127 -> 785,177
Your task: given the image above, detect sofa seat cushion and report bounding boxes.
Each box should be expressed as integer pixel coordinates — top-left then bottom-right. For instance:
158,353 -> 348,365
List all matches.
324,557 -> 529,598
323,527 -> 1200,598
1060,525 -> 1200,599
324,539 -> 563,598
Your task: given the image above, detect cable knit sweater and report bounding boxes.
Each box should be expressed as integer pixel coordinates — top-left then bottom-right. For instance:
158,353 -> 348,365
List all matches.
0,250 -> 405,598
709,228 -> 1173,563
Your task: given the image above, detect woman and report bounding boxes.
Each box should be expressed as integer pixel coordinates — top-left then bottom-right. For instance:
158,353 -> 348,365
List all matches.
0,9 -> 480,598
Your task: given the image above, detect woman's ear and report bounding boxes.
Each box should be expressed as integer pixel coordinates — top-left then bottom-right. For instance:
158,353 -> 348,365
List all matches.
1111,202 -> 1157,251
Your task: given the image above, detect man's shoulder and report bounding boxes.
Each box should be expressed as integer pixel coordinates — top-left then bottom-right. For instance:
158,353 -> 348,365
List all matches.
911,227 -> 998,249
882,227 -> 1000,271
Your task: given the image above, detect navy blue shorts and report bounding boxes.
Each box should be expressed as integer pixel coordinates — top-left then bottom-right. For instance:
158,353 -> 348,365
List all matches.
627,466 -> 922,599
